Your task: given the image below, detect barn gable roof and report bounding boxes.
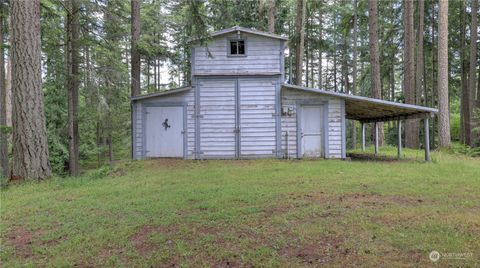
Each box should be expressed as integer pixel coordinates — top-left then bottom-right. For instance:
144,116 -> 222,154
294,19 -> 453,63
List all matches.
282,84 -> 438,123
130,86 -> 192,101
192,26 -> 289,42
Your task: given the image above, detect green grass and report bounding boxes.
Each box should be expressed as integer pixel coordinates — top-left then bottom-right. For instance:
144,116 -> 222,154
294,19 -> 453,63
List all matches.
1,147 -> 479,267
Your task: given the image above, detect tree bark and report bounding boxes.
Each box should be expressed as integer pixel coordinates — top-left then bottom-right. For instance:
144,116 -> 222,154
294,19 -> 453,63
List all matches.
267,0 -> 275,33
10,0 -> 52,180
0,11 -> 7,178
468,0 -> 478,145
415,0 -> 425,145
368,0 -> 384,146
294,0 -> 306,86
404,0 -> 419,148
460,0 -> 471,145
318,10 -> 322,89
131,0 -> 141,96
351,0 -> 358,148
66,0 -> 80,176
438,0 -> 450,147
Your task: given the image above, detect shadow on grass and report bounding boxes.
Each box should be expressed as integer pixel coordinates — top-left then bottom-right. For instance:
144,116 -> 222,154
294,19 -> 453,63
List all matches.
347,152 -> 412,162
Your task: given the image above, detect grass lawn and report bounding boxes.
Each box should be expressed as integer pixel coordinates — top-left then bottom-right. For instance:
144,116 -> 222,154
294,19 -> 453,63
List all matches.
1,147 -> 479,267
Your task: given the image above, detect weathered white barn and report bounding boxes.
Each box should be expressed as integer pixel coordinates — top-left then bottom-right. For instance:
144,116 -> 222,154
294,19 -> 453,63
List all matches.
131,26 -> 437,160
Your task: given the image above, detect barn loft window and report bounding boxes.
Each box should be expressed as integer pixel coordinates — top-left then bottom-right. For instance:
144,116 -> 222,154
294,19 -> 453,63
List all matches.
229,40 -> 245,56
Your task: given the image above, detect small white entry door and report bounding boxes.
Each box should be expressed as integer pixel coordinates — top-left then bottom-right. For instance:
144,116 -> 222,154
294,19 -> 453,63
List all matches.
300,105 -> 323,158
145,106 -> 184,157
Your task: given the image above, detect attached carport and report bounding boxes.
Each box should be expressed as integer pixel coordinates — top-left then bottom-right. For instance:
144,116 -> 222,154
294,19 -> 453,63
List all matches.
282,84 -> 439,161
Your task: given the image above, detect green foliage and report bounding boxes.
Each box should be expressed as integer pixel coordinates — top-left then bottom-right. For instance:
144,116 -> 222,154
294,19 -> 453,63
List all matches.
450,112 -> 461,142
450,142 -> 480,157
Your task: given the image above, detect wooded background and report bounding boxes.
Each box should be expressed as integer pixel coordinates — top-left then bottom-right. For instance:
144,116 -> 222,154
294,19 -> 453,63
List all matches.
0,0 -> 479,180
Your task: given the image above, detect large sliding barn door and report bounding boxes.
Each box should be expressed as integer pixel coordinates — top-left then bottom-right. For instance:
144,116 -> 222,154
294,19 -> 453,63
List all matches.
198,79 -> 237,158
198,77 -> 278,159
238,78 -> 277,158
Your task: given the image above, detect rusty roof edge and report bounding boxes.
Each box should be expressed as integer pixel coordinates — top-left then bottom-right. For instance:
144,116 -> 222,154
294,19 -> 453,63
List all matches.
281,84 -> 438,114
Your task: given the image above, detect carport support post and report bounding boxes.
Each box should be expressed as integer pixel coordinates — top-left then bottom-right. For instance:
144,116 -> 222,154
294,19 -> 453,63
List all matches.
424,117 -> 431,162
397,120 -> 402,159
374,122 -> 379,156
361,122 -> 365,152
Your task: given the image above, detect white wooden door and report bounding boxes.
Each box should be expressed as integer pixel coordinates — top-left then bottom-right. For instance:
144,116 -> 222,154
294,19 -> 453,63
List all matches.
300,105 -> 323,158
145,106 -> 184,157
239,78 -> 277,157
199,79 -> 237,158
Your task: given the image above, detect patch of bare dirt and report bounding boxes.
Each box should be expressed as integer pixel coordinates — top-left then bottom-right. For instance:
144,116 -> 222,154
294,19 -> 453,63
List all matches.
304,192 -> 425,209
129,225 -> 178,255
143,158 -> 190,169
5,226 -> 44,259
280,236 -> 348,265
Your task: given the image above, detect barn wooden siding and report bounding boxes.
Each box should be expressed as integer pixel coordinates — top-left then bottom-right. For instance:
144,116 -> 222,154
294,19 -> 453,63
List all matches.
193,33 -> 282,76
132,89 -> 196,159
196,76 -> 280,159
281,88 -> 346,159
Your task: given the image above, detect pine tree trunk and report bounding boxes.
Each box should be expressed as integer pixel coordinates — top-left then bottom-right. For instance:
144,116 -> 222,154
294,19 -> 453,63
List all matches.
10,0 -> 52,180
468,0 -> 478,145
438,0 -> 450,148
351,0 -> 358,148
0,12 -> 8,178
431,6 -> 437,148
267,0 -> 275,33
368,0 -> 384,146
333,18 -> 337,92
460,0 -> 471,145
415,0 -> 425,146
131,0 -> 141,96
318,10 -> 322,89
66,0 -> 80,176
404,0 -> 418,148
342,32 -> 349,94
294,0 -> 306,86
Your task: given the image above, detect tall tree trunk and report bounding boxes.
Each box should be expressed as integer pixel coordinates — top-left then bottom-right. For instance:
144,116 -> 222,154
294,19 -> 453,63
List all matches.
416,0 -> 425,143
468,0 -> 478,145
10,0 -> 51,180
342,32 -> 349,94
333,17 -> 337,92
351,0 -> 358,148
460,0 -> 471,144
318,11 -> 322,89
306,18 -> 309,87
131,0 -> 141,96
438,0 -> 450,147
368,0 -> 384,146
431,5 -> 437,148
267,0 -> 275,33
404,0 -> 418,148
294,0 -> 306,86
66,0 -> 80,176
0,11 -> 7,178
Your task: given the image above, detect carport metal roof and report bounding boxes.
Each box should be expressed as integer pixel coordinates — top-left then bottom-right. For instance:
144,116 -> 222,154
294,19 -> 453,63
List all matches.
282,84 -> 438,123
